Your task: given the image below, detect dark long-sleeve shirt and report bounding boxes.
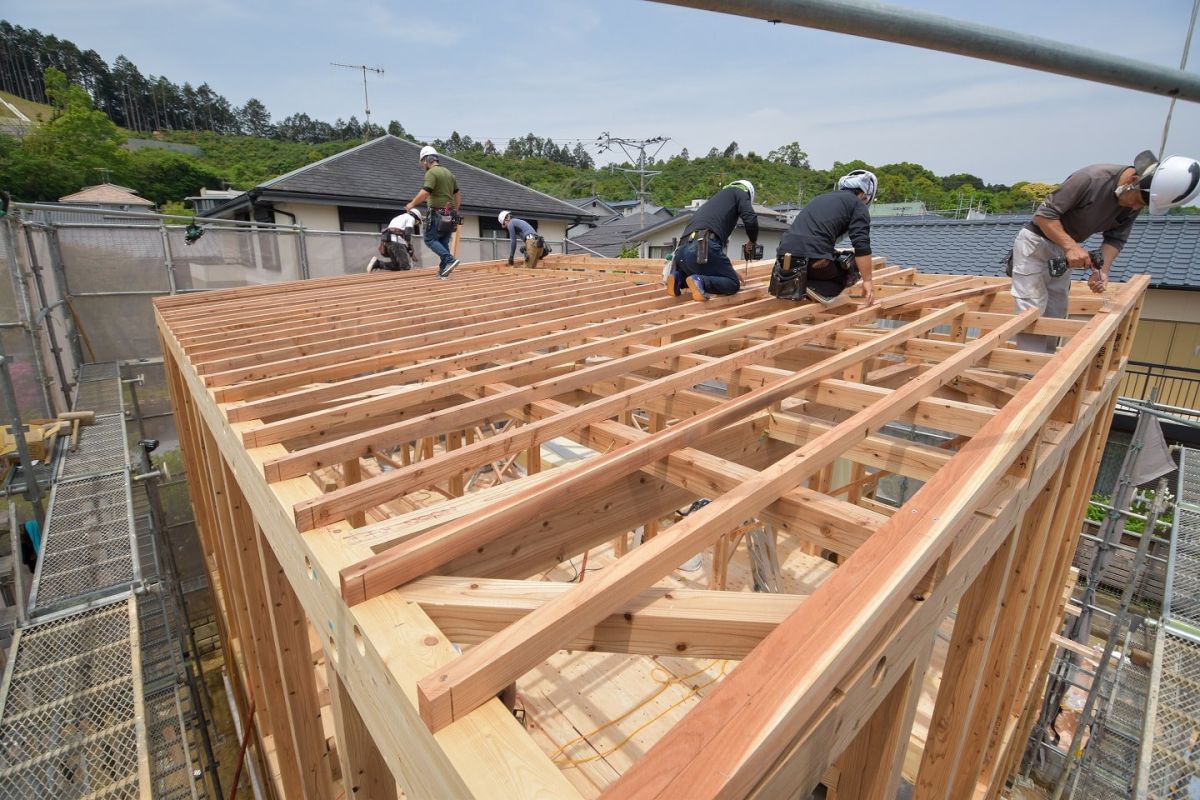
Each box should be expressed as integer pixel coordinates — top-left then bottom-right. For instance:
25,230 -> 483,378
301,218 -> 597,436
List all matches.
681,187 -> 758,246
507,217 -> 537,260
778,189 -> 872,259
1026,163 -> 1138,251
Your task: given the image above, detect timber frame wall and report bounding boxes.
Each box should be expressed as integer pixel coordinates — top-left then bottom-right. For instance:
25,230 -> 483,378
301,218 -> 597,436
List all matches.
155,255 -> 1144,799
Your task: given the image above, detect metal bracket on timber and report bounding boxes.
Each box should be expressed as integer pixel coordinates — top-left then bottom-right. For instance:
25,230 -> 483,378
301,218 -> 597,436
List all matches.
152,258 -> 1148,800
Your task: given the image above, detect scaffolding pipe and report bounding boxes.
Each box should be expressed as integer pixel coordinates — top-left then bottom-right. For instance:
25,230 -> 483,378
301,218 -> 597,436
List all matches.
649,0 -> 1200,102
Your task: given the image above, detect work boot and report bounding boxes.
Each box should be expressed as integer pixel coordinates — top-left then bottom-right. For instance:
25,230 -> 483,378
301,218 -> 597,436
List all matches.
438,258 -> 460,279
367,256 -> 381,272
686,275 -> 709,302
666,270 -> 683,297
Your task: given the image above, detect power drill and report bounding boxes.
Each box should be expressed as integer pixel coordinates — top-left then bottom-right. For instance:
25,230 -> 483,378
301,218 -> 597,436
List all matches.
741,241 -> 764,261
1047,249 -> 1102,278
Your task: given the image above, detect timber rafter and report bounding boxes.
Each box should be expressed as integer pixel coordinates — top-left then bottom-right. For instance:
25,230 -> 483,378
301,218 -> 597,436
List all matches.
155,255 -> 1145,799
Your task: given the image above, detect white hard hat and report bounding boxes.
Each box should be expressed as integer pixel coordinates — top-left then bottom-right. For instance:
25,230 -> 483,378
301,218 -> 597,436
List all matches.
498,210 -> 512,225
1143,155 -> 1200,215
725,179 -> 755,205
837,169 -> 878,204
407,208 -> 422,222
419,145 -> 439,162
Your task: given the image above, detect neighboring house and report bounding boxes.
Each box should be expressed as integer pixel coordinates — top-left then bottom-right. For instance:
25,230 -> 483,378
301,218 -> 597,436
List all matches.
201,135 -> 596,274
608,199 -> 673,223
563,196 -> 622,240
571,205 -> 789,260
59,184 -> 156,212
870,214 -> 1200,422
186,188 -> 242,216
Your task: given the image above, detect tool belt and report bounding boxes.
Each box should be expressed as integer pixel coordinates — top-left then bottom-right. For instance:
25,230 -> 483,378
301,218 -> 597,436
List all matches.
769,254 -> 808,301
686,229 -> 720,265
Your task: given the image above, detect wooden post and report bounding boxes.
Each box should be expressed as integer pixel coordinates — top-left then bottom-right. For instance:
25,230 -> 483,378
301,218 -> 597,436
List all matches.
326,659 -> 395,799
342,458 -> 367,527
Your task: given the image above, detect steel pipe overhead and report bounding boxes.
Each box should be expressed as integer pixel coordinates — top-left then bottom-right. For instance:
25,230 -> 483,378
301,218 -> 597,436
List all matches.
649,0 -> 1200,102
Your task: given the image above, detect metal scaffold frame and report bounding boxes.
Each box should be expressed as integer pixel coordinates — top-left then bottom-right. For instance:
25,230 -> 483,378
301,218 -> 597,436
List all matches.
155,254 -> 1143,799
0,361 -> 212,799
1137,446 -> 1200,795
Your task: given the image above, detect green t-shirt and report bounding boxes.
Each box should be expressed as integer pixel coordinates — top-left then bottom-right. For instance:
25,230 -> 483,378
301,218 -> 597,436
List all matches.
422,165 -> 459,210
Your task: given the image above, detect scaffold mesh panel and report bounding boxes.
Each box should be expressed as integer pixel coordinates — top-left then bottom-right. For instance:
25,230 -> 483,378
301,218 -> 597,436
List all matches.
58,413 -> 129,479
72,377 -> 123,417
0,599 -> 142,799
1145,631 -> 1200,795
1170,505 -> 1200,629
76,362 -> 120,383
1179,447 -> 1200,508
30,472 -> 135,610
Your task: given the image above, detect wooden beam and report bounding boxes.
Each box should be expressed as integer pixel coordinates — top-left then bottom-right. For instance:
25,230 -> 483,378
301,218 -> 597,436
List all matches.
398,576 -> 824,659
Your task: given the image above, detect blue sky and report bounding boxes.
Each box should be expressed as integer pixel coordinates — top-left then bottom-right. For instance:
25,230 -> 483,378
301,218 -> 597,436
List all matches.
13,1 -> 1200,186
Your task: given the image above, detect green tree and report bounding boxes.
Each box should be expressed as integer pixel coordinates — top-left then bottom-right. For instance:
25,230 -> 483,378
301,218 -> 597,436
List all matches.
12,67 -> 127,199
117,149 -> 223,205
768,142 -> 809,168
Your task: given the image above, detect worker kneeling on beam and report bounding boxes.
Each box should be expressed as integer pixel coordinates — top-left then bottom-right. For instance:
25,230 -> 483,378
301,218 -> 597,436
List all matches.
771,169 -> 877,307
668,180 -> 759,301
499,210 -> 552,268
369,208 -> 423,272
1008,150 -> 1200,352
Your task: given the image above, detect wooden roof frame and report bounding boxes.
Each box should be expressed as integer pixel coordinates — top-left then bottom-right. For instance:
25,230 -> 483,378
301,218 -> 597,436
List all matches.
155,255 -> 1144,799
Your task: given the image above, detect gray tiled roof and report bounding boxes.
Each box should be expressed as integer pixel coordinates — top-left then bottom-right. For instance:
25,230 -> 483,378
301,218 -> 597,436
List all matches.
219,136 -> 593,220
569,217 -> 651,257
870,214 -> 1200,289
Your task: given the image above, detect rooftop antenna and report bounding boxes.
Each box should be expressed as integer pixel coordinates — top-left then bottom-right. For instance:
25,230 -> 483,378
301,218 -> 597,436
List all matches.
331,62 -> 384,141
596,133 -> 670,228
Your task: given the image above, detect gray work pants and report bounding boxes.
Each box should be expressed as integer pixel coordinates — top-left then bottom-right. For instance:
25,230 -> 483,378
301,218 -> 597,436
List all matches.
1010,227 -> 1070,353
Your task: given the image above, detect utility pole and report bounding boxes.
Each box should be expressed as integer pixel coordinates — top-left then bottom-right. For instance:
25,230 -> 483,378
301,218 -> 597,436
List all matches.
331,62 -> 384,140
596,133 -> 670,229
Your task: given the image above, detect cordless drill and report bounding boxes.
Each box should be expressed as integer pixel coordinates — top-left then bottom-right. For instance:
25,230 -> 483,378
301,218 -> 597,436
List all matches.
1047,249 -> 1103,278
741,241 -> 764,261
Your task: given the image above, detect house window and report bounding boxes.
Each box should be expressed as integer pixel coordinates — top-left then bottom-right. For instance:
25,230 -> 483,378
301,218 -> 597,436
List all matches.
648,245 -> 674,260
339,207 -> 397,232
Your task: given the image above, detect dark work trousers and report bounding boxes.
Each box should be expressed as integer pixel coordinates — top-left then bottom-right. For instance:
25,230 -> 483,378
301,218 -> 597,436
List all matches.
674,238 -> 741,296
806,258 -> 845,299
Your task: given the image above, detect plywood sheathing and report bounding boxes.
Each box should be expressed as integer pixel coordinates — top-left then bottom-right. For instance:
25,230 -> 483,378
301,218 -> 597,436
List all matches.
155,255 -> 1142,799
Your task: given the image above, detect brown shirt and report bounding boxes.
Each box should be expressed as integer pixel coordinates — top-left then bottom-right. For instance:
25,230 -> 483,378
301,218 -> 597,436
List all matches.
1026,163 -> 1139,251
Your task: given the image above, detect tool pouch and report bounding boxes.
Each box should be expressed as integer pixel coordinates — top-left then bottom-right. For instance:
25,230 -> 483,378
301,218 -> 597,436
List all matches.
1047,257 -> 1069,278
436,207 -> 459,235
769,254 -> 807,301
696,234 -> 709,266
1003,248 -> 1014,277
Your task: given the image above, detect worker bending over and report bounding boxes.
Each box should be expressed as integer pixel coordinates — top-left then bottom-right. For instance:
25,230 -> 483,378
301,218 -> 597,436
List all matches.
404,145 -> 462,278
369,209 -> 422,272
498,211 -> 552,268
772,169 -> 877,306
1010,150 -> 1200,352
668,180 -> 759,301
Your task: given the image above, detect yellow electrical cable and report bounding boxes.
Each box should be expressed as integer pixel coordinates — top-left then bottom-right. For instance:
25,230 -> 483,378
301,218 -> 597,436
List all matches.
549,658 -> 730,767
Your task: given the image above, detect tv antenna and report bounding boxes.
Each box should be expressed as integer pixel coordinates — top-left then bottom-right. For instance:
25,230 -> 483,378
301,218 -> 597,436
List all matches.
596,133 -> 670,227
331,62 -> 384,139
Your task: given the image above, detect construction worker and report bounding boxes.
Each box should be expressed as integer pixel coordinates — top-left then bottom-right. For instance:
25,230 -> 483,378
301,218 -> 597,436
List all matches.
498,211 -> 552,268
404,145 -> 462,279
1010,151 -> 1200,352
669,180 -> 758,301
369,209 -> 423,272
772,169 -> 877,307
